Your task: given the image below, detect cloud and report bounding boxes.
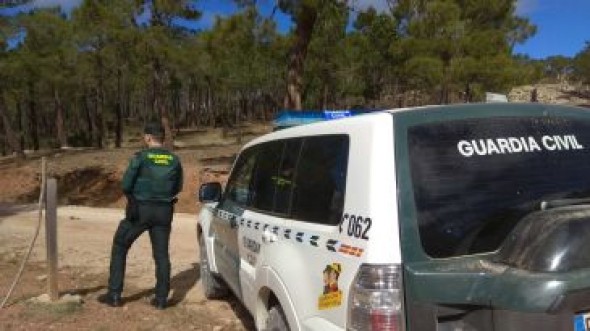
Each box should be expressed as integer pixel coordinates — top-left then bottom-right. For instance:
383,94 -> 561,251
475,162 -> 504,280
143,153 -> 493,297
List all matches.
516,0 -> 539,15
350,0 -> 390,13
29,0 -> 82,12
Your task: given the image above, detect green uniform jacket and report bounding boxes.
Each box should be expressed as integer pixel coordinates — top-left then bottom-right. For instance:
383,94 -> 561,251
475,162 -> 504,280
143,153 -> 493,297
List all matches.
121,147 -> 183,202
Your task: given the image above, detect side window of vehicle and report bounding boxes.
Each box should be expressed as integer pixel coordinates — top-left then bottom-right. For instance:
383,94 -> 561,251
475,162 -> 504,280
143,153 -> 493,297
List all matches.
291,135 -> 349,225
250,141 -> 284,212
274,139 -> 303,215
221,148 -> 258,211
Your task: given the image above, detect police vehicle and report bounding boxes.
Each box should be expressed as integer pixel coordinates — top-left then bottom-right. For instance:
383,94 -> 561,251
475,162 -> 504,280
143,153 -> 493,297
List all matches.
197,103 -> 590,331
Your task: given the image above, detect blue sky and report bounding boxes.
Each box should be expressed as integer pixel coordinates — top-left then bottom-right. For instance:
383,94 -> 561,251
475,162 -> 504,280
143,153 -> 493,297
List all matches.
192,0 -> 293,32
514,0 -> 590,59
1,0 -> 589,59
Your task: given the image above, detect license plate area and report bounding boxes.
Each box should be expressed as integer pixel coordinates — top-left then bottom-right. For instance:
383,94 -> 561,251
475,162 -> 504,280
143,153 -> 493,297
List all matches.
574,312 -> 590,331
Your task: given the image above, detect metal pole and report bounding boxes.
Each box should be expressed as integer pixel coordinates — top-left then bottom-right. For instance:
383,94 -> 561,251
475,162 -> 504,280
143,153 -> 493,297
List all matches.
45,178 -> 59,301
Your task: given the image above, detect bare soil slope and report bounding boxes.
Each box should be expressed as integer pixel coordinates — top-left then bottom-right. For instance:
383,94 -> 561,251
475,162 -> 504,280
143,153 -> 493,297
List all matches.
509,83 -> 590,107
0,125 -> 272,213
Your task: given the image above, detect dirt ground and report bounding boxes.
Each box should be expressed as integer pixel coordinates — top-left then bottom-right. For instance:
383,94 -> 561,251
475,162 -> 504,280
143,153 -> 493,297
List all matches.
0,205 -> 255,331
0,126 -> 272,330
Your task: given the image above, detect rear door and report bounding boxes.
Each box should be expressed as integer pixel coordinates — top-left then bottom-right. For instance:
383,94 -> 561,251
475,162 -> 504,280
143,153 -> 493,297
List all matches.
257,135 -> 355,330
231,134 -> 355,328
395,105 -> 590,331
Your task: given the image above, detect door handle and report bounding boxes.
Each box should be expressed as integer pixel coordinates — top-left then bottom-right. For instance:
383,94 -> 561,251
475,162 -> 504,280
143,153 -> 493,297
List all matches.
262,229 -> 277,243
229,218 -> 238,228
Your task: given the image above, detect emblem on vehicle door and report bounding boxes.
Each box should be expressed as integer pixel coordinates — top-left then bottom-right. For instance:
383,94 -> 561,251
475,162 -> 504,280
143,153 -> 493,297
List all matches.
243,236 -> 261,265
318,263 -> 343,310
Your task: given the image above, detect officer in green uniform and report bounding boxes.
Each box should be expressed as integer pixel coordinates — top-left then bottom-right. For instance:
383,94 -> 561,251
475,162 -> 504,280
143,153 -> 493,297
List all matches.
99,122 -> 183,310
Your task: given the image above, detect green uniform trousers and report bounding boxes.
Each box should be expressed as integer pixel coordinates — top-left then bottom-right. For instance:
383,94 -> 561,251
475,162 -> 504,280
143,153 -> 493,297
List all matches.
107,202 -> 174,300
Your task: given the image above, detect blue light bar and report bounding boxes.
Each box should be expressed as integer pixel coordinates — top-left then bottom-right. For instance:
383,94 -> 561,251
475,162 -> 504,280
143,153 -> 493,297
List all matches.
274,110 -> 369,129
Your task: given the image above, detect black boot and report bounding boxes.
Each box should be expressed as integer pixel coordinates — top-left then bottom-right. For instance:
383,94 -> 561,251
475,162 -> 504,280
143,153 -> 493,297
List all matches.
98,292 -> 122,307
150,297 -> 167,310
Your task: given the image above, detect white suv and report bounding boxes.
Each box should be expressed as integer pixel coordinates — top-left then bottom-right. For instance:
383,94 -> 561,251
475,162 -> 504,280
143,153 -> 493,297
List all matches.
198,103 -> 590,331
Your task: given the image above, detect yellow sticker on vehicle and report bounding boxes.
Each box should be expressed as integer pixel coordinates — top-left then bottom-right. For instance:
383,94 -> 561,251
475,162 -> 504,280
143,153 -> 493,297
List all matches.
318,263 -> 343,310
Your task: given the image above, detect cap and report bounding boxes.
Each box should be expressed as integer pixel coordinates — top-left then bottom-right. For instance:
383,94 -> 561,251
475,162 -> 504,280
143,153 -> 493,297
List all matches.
144,122 -> 164,136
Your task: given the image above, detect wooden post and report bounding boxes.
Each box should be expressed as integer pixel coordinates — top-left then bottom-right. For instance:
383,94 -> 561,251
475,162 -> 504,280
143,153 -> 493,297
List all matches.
45,178 -> 59,301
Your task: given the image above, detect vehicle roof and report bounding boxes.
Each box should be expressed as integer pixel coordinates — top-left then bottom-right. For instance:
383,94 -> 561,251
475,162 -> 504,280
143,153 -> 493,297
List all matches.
380,102 -> 588,115
245,103 -> 589,150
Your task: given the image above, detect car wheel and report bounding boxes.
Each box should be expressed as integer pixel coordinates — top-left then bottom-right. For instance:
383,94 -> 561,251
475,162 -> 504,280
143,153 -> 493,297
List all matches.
264,305 -> 290,331
199,235 -> 228,299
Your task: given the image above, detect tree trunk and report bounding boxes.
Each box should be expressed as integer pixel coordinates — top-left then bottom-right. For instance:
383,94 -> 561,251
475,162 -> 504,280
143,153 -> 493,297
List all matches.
322,84 -> 328,110
83,93 -> 92,146
54,88 -> 68,148
439,56 -> 451,105
94,88 -> 103,148
283,4 -> 318,111
236,92 -> 242,145
28,81 -> 39,150
151,58 -> 174,149
152,60 -> 159,116
115,68 -> 123,148
464,83 -> 472,103
96,52 -> 106,149
17,100 -> 24,150
0,91 -> 25,159
160,112 -> 174,150
157,97 -> 174,150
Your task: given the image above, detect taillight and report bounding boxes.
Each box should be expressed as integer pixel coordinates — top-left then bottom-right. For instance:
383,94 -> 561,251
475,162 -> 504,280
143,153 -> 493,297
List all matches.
348,264 -> 405,331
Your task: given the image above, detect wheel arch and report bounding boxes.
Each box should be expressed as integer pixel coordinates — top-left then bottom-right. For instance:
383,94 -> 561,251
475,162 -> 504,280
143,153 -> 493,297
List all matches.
255,267 -> 301,331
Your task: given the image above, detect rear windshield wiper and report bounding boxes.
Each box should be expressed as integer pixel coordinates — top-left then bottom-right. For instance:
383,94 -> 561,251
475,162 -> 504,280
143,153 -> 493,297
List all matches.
540,198 -> 590,210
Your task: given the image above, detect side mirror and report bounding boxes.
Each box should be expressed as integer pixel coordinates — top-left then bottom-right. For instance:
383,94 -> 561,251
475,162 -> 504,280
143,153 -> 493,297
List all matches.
198,182 -> 223,203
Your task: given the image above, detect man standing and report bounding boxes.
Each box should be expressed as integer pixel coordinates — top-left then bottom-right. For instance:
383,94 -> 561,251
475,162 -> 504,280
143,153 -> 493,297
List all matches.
99,122 -> 183,310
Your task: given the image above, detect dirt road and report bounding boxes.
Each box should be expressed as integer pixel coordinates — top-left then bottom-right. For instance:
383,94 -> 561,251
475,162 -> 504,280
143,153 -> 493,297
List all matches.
0,204 -> 254,330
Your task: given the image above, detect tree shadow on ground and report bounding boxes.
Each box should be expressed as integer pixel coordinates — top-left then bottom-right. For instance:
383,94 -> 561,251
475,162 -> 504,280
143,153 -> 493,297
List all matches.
0,203 -> 38,221
64,285 -> 106,297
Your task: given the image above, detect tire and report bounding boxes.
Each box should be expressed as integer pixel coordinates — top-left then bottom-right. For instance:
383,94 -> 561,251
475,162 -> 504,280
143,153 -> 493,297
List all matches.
264,305 -> 290,331
198,235 -> 228,299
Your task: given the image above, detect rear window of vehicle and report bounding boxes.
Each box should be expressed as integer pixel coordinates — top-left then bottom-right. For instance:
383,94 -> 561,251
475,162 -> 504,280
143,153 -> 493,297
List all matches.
291,135 -> 349,225
408,116 -> 590,258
